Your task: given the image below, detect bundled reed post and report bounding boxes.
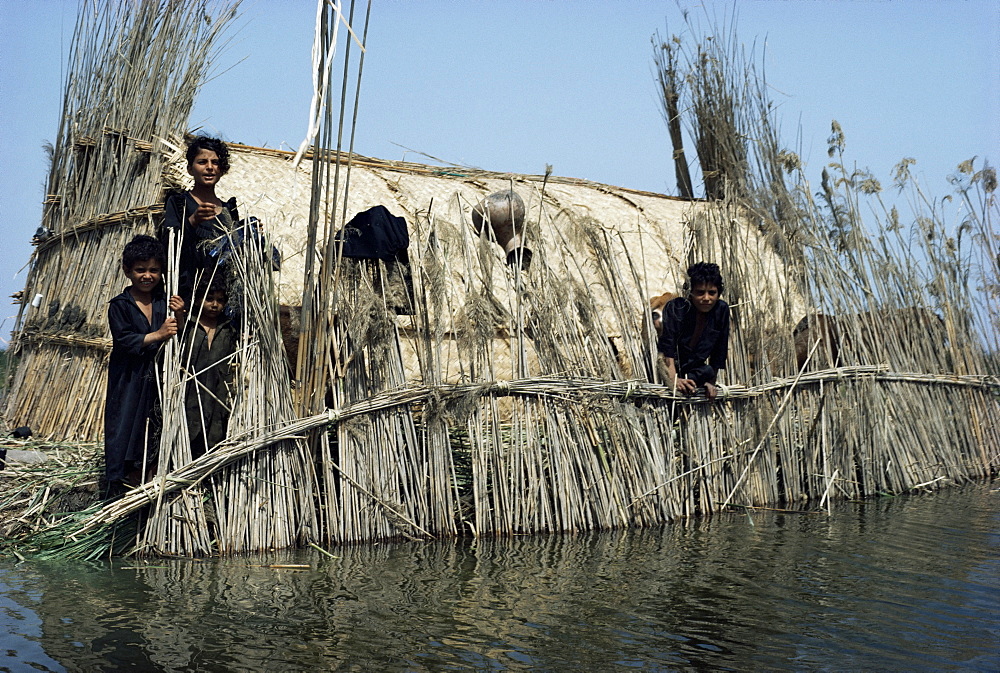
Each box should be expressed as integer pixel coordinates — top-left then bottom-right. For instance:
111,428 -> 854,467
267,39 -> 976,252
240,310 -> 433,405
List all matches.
141,230 -> 211,556
209,222 -> 319,553
292,0 -> 453,545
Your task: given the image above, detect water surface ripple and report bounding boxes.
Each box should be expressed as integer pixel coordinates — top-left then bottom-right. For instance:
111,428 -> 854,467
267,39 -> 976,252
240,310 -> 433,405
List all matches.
1,482 -> 997,671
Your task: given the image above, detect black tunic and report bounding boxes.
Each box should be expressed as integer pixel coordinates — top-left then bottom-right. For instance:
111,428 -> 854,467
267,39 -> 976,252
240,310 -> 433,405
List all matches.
656,296 -> 730,385
162,190 -> 240,294
336,205 -> 414,313
181,318 -> 237,458
104,289 -> 166,483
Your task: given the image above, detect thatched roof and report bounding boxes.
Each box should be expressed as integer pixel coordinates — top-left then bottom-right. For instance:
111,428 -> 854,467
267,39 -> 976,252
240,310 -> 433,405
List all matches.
170,142 -> 701,311
164,143 -> 800,386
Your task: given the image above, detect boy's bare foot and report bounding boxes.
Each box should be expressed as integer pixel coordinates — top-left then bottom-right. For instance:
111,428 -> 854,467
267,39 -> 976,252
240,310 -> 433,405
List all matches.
124,468 -> 142,488
704,382 -> 718,400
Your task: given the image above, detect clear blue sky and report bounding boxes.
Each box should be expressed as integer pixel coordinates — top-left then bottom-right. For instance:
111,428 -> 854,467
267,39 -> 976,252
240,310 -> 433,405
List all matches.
1,0 -> 997,344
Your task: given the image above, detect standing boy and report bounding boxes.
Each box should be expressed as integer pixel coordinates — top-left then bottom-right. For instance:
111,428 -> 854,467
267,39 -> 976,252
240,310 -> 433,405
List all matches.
656,262 -> 730,400
181,278 -> 237,458
104,235 -> 183,495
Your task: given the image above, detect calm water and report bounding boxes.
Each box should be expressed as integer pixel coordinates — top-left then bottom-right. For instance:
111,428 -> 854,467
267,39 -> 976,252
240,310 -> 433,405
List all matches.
1,482 -> 998,672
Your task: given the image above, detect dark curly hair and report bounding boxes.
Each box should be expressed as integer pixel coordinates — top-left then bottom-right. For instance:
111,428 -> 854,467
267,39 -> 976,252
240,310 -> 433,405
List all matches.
122,235 -> 165,270
194,276 -> 228,303
186,135 -> 230,176
686,261 -> 724,295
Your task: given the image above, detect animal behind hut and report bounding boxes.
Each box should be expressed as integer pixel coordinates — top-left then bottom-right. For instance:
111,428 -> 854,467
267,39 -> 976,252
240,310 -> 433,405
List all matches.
793,307 -> 950,371
648,290 -> 679,339
643,290 -> 678,382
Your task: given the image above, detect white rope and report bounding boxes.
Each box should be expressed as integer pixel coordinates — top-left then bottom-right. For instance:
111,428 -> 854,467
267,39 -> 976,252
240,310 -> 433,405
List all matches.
293,0 -> 343,166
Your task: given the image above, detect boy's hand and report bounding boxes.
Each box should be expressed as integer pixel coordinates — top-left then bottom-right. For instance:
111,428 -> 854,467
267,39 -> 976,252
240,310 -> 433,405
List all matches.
672,376 -> 697,394
169,295 -> 186,314
157,316 -> 178,340
142,316 -> 177,346
188,202 -> 220,225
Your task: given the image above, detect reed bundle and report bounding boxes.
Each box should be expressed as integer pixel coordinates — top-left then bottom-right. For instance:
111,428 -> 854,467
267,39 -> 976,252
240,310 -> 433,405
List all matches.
208,221 -> 318,554
647,15 -> 999,513
139,231 -> 211,557
0,442 -> 101,542
5,362 -> 993,556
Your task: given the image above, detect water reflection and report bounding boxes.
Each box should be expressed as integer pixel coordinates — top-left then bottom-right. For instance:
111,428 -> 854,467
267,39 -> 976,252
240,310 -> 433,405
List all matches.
1,482 -> 997,671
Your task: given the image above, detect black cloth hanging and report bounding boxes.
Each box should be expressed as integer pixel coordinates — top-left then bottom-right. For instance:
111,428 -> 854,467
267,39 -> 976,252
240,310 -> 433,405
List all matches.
337,206 -> 414,314
337,205 -> 409,261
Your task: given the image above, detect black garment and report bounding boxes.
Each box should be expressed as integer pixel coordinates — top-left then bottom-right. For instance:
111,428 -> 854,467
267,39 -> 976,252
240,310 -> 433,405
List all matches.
337,205 -> 409,261
181,318 -> 237,458
336,205 -> 414,314
104,289 -> 166,484
162,190 -> 240,295
657,296 -> 730,385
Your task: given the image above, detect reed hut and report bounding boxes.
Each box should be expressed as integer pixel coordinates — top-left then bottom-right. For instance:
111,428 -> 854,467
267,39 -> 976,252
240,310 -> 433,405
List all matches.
4,141 -> 790,438
2,0 -> 997,559
5,131 -> 997,557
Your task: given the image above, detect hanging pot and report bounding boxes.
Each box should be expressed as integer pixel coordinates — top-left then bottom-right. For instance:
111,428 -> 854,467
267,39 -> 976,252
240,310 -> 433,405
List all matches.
472,189 -> 531,270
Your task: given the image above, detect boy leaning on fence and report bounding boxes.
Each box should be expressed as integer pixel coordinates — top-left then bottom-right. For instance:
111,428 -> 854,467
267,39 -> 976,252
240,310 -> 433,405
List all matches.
656,262 -> 730,401
103,235 -> 185,497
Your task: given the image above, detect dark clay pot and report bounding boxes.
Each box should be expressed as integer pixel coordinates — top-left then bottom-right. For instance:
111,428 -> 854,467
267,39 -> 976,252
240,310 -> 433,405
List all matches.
472,190 -> 527,256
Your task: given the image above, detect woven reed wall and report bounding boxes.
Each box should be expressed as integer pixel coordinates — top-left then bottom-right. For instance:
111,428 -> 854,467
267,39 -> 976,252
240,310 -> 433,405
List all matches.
8,142 -> 792,438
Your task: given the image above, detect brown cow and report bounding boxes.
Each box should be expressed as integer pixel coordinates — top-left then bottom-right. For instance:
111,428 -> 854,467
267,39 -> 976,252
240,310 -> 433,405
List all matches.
648,291 -> 679,339
793,314 -> 838,370
645,291 -> 679,384
278,304 -> 301,375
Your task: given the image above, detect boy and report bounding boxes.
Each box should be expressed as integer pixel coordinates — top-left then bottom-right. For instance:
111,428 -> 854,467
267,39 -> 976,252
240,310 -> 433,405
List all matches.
181,279 -> 237,458
162,135 -> 240,298
104,235 -> 183,495
656,262 -> 730,400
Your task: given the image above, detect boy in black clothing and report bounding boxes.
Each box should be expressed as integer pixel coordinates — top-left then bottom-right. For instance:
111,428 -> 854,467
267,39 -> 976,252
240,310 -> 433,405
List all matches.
104,235 -> 184,494
181,279 -> 237,458
656,262 -> 730,400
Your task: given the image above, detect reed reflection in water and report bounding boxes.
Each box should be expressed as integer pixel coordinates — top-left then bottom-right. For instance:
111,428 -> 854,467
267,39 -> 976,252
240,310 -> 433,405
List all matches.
1,482 -> 997,672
